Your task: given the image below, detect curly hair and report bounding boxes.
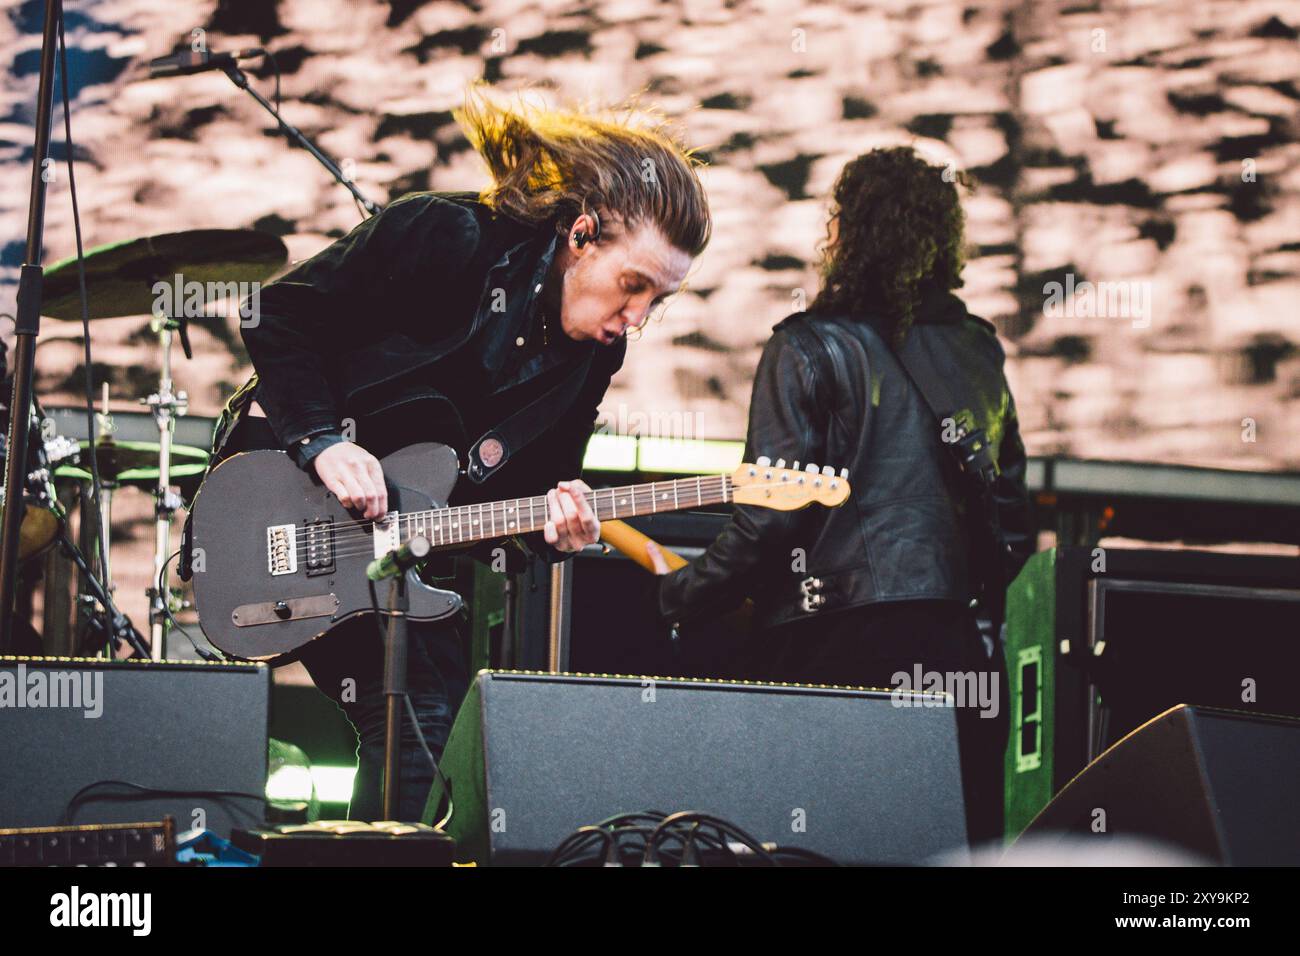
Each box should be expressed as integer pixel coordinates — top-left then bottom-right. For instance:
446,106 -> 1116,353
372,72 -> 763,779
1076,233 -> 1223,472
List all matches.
454,83 -> 712,257
811,147 -> 969,345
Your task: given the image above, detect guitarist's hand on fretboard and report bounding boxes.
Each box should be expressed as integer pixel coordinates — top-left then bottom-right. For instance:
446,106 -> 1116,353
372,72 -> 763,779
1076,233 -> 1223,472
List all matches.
543,479 -> 601,553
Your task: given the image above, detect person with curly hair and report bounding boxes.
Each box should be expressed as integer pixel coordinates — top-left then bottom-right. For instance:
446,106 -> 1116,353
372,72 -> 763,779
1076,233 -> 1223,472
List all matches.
646,146 -> 1032,848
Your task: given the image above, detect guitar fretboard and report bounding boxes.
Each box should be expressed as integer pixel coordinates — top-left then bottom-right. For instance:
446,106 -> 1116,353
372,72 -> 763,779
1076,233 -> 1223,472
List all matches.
395,474 -> 734,548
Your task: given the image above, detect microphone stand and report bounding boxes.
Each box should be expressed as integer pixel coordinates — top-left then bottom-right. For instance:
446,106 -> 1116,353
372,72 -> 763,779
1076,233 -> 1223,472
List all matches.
370,533 -> 431,821
0,0 -> 59,650
220,63 -> 381,216
381,570 -> 409,822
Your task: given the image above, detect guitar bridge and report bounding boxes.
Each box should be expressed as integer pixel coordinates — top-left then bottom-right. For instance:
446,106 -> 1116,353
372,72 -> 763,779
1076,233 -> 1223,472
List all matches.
266,524 -> 297,576
303,517 -> 335,577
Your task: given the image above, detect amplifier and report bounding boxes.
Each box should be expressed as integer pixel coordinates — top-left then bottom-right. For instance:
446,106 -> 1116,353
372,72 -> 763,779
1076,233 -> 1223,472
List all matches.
0,657 -> 270,838
0,819 -> 175,867
1003,547 -> 1300,840
426,671 -> 969,865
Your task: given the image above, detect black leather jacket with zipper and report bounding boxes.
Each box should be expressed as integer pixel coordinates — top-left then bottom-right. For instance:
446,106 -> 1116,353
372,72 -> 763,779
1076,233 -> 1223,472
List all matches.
655,288 -> 1033,632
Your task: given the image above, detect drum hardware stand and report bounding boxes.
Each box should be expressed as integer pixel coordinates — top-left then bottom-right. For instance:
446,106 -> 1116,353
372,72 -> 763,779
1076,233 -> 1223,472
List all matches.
68,391 -> 149,658
57,526 -> 148,658
86,388 -> 118,631
141,312 -> 189,661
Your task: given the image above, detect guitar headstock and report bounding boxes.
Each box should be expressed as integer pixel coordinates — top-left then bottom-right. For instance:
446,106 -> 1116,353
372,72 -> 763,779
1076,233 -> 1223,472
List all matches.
730,457 -> 852,510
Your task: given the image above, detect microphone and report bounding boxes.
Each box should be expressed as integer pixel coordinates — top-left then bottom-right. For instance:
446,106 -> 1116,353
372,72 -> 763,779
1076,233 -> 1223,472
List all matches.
148,47 -> 264,79
366,535 -> 431,583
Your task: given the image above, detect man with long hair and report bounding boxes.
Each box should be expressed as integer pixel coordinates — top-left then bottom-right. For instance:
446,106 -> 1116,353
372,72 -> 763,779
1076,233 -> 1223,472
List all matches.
198,88 -> 711,821
647,146 -> 1031,846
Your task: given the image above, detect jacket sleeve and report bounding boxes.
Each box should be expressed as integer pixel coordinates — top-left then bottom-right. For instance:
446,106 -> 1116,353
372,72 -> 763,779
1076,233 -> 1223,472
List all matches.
241,194 -> 482,451
655,322 -> 828,626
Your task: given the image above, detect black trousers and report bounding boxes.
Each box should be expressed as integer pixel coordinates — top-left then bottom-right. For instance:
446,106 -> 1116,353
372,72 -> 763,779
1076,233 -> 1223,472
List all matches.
754,599 -> 1009,848
292,612 -> 468,822
216,415 -> 469,822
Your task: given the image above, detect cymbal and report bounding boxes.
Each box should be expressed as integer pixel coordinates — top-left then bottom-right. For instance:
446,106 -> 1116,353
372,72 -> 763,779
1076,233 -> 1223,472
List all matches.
54,439 -> 209,485
41,229 -> 288,321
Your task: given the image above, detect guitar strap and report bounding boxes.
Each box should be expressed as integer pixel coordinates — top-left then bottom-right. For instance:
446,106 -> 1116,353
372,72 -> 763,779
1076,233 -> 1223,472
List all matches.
464,349 -> 595,484
890,325 -> 1009,637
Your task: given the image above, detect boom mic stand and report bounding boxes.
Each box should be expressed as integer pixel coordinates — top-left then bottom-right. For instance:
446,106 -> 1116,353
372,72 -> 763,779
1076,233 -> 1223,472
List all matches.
0,0 -> 60,651
220,61 -> 380,216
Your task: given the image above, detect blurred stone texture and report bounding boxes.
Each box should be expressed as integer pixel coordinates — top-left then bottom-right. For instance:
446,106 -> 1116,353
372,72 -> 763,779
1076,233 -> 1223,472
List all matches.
4,0 -> 1298,469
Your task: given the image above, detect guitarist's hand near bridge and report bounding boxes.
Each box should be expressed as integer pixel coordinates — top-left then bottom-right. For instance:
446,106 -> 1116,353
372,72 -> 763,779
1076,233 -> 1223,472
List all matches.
314,441 -> 600,552
314,442 -> 389,519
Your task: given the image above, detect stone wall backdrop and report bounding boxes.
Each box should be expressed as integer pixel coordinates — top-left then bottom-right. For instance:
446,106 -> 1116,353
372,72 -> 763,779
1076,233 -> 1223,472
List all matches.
2,0 -> 1298,641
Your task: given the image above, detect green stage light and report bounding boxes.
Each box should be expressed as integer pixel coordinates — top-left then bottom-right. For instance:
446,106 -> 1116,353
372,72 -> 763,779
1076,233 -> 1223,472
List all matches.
582,433 -> 638,471
309,766 -> 357,804
637,438 -> 745,474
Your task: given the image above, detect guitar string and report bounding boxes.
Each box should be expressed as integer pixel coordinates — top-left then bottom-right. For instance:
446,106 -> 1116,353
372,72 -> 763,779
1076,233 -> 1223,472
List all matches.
282,475 -> 734,549
282,482 -> 742,564
276,474 -> 840,564
282,475 -> 740,562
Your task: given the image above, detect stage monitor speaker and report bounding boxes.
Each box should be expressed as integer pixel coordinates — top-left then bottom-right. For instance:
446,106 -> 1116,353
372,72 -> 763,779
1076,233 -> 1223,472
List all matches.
1017,704 -> 1300,864
425,671 -> 968,865
1003,547 -> 1300,840
0,657 -> 270,838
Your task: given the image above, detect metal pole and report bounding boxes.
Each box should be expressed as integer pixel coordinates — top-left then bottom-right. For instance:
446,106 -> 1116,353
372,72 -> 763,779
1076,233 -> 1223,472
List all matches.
381,573 -> 409,821
145,316 -> 185,659
547,560 -> 572,673
0,0 -> 61,650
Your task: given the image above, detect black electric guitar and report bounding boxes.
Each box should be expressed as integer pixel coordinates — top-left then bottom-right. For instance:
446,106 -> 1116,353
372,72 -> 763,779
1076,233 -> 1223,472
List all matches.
189,442 -> 850,662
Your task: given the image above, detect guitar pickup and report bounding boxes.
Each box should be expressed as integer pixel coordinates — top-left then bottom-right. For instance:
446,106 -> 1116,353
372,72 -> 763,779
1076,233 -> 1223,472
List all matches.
303,517 -> 335,577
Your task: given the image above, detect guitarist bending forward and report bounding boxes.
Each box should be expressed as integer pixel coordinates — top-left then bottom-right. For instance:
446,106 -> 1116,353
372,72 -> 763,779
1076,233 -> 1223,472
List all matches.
198,90 -> 710,821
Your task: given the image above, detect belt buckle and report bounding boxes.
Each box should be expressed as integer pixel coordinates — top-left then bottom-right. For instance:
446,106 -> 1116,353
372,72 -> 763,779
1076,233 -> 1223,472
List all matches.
799,576 -> 825,613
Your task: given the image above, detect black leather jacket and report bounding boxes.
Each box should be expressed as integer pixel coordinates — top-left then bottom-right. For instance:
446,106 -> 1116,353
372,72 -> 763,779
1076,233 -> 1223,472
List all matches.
656,288 -> 1033,631
213,190 -> 626,565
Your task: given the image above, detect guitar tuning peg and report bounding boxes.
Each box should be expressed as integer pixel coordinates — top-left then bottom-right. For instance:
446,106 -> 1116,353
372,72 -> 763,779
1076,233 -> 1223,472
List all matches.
805,463 -> 819,473
840,467 -> 849,479
822,465 -> 834,476
792,461 -> 800,471
775,458 -> 786,469
756,455 -> 771,467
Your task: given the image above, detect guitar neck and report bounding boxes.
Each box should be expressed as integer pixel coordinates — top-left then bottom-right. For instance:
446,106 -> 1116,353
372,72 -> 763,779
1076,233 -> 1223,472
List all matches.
394,474 -> 735,548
